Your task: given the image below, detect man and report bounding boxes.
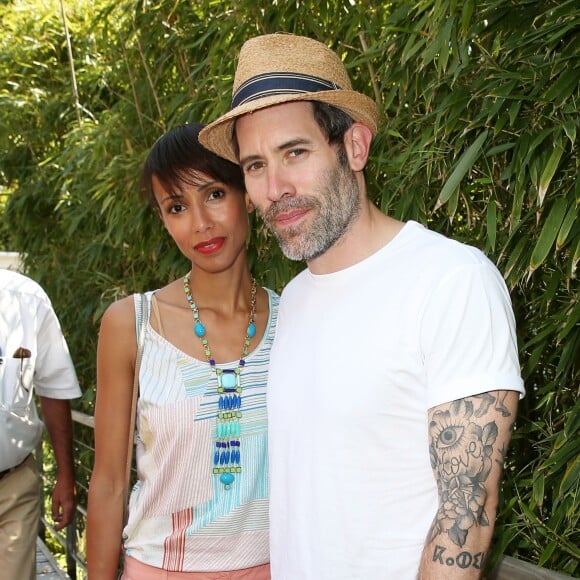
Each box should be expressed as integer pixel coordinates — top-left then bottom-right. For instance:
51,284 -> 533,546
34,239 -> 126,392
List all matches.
200,33 -> 524,579
0,268 -> 81,580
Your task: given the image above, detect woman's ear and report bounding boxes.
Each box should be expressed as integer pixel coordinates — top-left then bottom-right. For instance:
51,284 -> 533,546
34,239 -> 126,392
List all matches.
156,207 -> 170,233
343,123 -> 373,172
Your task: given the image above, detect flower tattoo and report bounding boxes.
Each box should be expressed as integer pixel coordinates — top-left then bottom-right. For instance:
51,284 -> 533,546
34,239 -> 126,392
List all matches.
428,397 -> 499,547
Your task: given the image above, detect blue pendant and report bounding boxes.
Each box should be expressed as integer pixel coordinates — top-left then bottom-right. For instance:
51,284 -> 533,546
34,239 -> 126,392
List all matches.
220,472 -> 235,485
247,322 -> 256,338
194,321 -> 206,337
221,372 -> 237,389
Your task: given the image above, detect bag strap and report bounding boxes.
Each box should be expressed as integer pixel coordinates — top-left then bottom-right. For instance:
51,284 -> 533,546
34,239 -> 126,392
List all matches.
150,294 -> 166,338
123,294 -> 148,514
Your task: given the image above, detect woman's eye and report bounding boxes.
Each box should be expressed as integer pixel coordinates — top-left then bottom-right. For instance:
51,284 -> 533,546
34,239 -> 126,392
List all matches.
168,203 -> 186,214
207,188 -> 225,201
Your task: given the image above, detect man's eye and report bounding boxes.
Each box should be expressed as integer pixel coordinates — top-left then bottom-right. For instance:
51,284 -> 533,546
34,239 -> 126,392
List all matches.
245,161 -> 263,173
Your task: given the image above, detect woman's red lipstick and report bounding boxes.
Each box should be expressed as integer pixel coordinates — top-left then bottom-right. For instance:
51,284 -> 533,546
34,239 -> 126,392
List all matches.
195,237 -> 225,254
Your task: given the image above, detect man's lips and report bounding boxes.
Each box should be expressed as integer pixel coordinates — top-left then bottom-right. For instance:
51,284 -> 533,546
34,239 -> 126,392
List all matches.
194,237 -> 225,254
273,208 -> 310,228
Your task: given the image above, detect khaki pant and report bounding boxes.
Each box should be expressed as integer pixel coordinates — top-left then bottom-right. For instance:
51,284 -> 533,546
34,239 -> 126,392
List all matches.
0,454 -> 40,580
122,556 -> 271,579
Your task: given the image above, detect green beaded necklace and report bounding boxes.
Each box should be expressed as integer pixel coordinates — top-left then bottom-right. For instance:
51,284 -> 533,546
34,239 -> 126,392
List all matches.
183,273 -> 257,489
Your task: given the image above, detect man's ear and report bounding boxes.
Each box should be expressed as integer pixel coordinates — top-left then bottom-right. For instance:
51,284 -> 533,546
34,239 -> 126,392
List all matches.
245,192 -> 255,213
344,123 -> 373,171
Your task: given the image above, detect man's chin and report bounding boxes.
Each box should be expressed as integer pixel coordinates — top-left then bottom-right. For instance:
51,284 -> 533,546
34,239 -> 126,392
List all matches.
277,237 -> 307,262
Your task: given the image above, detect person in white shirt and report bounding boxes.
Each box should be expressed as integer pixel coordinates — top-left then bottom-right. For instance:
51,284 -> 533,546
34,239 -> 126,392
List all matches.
199,33 -> 525,579
0,268 -> 81,580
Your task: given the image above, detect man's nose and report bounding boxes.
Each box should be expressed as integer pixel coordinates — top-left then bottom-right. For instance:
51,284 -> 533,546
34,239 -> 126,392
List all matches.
266,165 -> 295,202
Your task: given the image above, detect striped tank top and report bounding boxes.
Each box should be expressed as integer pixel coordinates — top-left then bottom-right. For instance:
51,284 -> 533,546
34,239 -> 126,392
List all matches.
123,288 -> 279,571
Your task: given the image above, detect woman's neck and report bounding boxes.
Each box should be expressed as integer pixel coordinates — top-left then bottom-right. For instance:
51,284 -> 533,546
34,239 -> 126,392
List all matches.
185,265 -> 255,316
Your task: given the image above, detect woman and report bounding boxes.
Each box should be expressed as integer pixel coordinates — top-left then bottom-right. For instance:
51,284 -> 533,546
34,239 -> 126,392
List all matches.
87,123 -> 278,579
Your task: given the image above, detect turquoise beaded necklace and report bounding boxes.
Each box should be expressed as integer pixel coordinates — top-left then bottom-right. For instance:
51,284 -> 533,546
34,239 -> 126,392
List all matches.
183,273 -> 257,490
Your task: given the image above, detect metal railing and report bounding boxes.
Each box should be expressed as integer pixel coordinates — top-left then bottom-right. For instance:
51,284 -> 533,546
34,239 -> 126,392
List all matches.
36,410 -> 573,580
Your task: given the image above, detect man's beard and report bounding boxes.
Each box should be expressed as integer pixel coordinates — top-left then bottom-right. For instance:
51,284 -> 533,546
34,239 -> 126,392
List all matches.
261,149 -> 361,262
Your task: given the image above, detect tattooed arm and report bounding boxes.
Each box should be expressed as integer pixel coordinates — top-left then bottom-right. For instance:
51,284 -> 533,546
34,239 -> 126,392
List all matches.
418,390 -> 518,579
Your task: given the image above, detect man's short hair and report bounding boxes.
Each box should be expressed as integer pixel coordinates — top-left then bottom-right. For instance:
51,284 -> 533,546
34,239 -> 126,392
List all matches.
232,102 -> 354,161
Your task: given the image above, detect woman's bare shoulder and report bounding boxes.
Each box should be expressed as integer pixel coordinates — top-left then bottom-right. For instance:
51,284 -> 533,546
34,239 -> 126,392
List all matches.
100,294 -> 138,336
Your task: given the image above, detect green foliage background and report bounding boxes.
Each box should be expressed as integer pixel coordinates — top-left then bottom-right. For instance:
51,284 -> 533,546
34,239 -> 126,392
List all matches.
0,0 -> 578,574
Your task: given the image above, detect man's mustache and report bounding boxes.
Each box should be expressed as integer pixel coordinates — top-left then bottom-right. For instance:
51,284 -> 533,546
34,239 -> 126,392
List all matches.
262,197 -> 319,224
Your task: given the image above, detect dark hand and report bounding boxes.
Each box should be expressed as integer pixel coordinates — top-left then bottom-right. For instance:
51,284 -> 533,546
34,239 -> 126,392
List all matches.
51,476 -> 77,530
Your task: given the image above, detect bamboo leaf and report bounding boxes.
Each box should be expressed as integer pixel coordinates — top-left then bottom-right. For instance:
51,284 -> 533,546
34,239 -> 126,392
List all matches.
538,144 -> 564,206
446,184 -> 459,218
543,68 -> 580,105
485,142 -> 515,157
530,197 -> 568,270
556,204 -> 578,249
558,455 -> 579,496
538,541 -> 558,568
435,130 -> 489,209
541,438 -> 580,474
437,17 -> 454,74
562,119 -> 576,146
503,236 -> 528,283
529,128 -> 554,156
508,100 -> 522,127
422,28 -> 443,64
461,0 -> 475,32
557,303 -> 580,343
532,473 -> 545,508
402,33 -> 425,65
564,404 -> 580,440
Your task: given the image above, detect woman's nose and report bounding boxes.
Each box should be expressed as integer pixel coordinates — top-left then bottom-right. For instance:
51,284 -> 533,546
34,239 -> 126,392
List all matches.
193,206 -> 213,232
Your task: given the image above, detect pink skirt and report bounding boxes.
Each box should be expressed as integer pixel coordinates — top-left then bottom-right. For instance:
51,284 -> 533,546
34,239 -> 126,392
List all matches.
122,556 -> 271,580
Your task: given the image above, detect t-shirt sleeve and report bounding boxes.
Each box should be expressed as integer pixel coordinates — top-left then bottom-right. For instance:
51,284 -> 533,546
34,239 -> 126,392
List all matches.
33,300 -> 81,399
420,261 -> 525,408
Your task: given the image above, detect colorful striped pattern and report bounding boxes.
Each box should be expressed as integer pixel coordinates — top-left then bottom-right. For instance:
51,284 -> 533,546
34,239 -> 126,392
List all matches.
123,288 -> 278,572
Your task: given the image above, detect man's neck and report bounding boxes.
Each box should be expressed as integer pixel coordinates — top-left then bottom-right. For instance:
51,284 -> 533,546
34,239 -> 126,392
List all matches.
306,204 -> 405,275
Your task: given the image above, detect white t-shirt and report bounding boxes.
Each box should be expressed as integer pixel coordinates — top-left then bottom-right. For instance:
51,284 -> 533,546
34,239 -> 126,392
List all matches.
267,221 -> 524,579
0,269 -> 81,468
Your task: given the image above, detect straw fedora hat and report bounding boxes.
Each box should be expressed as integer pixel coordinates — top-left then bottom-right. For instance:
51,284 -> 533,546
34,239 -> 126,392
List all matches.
199,33 -> 380,163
